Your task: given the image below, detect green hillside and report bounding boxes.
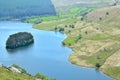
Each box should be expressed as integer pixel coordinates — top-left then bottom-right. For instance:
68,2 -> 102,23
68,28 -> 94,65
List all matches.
0,0 -> 56,20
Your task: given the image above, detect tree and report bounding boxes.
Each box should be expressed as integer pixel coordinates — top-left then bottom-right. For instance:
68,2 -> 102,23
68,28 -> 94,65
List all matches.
81,17 -> 84,21
106,12 -> 109,15
99,17 -> 102,21
95,63 -> 101,69
85,31 -> 88,35
65,25 -> 68,27
59,28 -> 64,32
78,34 -> 82,40
54,27 -> 58,31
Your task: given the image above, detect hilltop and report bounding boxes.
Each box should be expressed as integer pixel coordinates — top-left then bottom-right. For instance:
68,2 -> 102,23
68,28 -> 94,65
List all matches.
52,0 -> 116,7
0,0 -> 56,20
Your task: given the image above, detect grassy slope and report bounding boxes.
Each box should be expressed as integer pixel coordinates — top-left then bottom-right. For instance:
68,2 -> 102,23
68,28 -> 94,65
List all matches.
68,5 -> 120,80
33,5 -> 120,80
0,67 -> 35,80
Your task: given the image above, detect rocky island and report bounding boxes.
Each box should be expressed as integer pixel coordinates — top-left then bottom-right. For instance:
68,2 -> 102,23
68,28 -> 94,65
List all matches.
6,32 -> 34,49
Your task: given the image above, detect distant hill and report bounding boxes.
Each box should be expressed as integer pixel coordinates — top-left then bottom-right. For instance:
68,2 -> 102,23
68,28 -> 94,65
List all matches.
0,0 -> 56,19
52,0 -> 117,7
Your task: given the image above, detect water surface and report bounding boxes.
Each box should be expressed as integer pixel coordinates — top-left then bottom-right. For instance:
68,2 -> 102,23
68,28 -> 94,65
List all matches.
0,21 -> 113,80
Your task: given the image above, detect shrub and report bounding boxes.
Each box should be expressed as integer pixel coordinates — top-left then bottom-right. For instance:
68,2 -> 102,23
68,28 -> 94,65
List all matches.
95,63 -> 101,69
99,17 -> 102,21
35,73 -> 56,80
106,12 -> 109,15
59,28 -> 64,32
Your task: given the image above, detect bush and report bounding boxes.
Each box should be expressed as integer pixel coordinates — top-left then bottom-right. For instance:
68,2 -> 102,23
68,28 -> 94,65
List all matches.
99,17 -> 102,21
59,28 -> 64,32
95,63 -> 101,69
106,12 -> 109,15
54,27 -> 58,31
35,73 -> 48,79
34,73 -> 56,80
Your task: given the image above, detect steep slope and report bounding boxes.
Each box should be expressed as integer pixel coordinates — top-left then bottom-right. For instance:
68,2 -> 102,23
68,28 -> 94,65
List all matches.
0,0 -> 56,19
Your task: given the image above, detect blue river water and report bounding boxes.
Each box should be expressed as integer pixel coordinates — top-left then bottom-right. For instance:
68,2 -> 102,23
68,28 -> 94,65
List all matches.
0,21 -> 113,80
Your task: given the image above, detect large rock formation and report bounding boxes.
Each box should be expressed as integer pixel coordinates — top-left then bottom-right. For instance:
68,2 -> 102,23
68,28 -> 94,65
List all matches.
6,32 -> 34,49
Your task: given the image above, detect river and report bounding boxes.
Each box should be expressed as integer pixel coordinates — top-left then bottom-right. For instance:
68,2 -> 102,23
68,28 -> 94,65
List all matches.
0,21 -> 113,80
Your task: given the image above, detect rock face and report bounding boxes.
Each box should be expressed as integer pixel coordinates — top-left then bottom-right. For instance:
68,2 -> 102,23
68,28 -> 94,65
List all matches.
6,32 -> 34,49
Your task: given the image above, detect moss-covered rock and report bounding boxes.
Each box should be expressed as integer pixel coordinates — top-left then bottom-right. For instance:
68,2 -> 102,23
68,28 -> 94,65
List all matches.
6,32 -> 34,49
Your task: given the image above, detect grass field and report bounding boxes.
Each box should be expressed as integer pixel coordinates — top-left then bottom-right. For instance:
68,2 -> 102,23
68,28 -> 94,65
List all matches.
25,7 -> 94,23
33,18 -> 79,30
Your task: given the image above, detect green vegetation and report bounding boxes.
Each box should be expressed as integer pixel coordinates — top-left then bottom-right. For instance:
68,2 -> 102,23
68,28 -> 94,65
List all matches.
0,64 -> 56,80
0,67 -> 35,80
63,35 -> 82,46
82,50 -> 113,67
12,64 -> 27,74
26,6 -> 94,23
90,34 -> 109,40
33,18 -> 78,30
35,73 -> 56,80
25,16 -> 60,23
63,37 -> 78,46
103,67 -> 120,80
95,63 -> 101,69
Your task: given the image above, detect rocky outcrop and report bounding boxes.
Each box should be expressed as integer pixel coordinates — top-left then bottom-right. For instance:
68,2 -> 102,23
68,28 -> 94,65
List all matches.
6,32 -> 34,49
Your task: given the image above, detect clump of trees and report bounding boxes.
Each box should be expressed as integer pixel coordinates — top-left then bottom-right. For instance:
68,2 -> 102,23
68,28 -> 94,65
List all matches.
6,32 -> 34,49
54,27 -> 65,32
